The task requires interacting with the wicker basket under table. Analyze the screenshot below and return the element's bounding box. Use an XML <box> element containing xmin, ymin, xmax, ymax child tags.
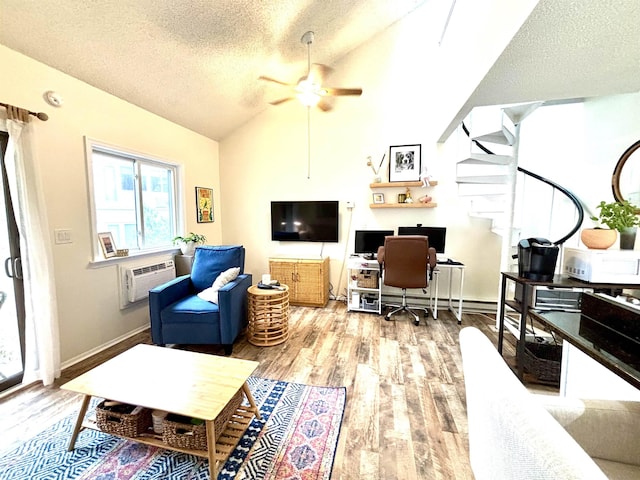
<box><xmin>96</xmin><ymin>401</ymin><xmax>152</xmax><ymax>437</ymax></box>
<box><xmin>162</xmin><ymin>388</ymin><xmax>244</xmax><ymax>450</ymax></box>
<box><xmin>519</xmin><ymin>341</ymin><xmax>562</xmax><ymax>385</ymax></box>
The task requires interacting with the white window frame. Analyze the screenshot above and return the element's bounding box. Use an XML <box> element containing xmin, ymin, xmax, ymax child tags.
<box><xmin>84</xmin><ymin>137</ymin><xmax>183</xmax><ymax>262</ymax></box>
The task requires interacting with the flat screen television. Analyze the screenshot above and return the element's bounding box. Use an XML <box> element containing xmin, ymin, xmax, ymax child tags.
<box><xmin>271</xmin><ymin>201</ymin><xmax>339</xmax><ymax>242</ymax></box>
<box><xmin>354</xmin><ymin>229</ymin><xmax>394</xmax><ymax>257</ymax></box>
<box><xmin>398</xmin><ymin>226</ymin><xmax>447</xmax><ymax>254</ymax></box>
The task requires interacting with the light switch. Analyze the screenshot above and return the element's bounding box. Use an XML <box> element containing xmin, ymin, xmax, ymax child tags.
<box><xmin>54</xmin><ymin>228</ymin><xmax>72</xmax><ymax>244</ymax></box>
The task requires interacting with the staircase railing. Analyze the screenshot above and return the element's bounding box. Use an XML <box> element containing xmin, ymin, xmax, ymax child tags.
<box><xmin>462</xmin><ymin>122</ymin><xmax>584</xmax><ymax>246</ymax></box>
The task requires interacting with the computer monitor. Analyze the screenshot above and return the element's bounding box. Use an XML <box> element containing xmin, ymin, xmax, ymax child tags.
<box><xmin>397</xmin><ymin>226</ymin><xmax>447</xmax><ymax>254</ymax></box>
<box><xmin>354</xmin><ymin>229</ymin><xmax>394</xmax><ymax>257</ymax></box>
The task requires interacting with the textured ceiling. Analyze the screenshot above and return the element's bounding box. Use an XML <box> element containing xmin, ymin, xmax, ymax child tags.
<box><xmin>0</xmin><ymin>0</ymin><xmax>427</xmax><ymax>140</ymax></box>
<box><xmin>441</xmin><ymin>0</ymin><xmax>640</xmax><ymax>140</ymax></box>
<box><xmin>2</xmin><ymin>1</ymin><xmax>639</xmax><ymax>142</ymax></box>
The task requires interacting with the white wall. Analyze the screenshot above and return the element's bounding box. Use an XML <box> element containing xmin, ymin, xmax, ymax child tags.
<box><xmin>219</xmin><ymin>1</ymin><xmax>538</xmax><ymax>304</ymax></box>
<box><xmin>517</xmin><ymin>92</ymin><xmax>640</xmax><ymax>251</ymax></box>
<box><xmin>0</xmin><ymin>45</ymin><xmax>220</xmax><ymax>363</ymax></box>
<box><xmin>6</xmin><ymin>0</ymin><xmax>626</xmax><ymax>365</ymax></box>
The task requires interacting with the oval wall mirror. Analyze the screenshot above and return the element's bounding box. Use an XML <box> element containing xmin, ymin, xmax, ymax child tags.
<box><xmin>612</xmin><ymin>139</ymin><xmax>640</xmax><ymax>214</ymax></box>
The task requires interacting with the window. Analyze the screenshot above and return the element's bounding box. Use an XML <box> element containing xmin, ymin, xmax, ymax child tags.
<box><xmin>86</xmin><ymin>140</ymin><xmax>179</xmax><ymax>257</ymax></box>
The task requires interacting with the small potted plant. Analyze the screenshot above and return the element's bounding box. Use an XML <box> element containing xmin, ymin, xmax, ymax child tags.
<box><xmin>172</xmin><ymin>232</ymin><xmax>207</xmax><ymax>255</ymax></box>
<box><xmin>584</xmin><ymin>200</ymin><xmax>639</xmax><ymax>250</ymax></box>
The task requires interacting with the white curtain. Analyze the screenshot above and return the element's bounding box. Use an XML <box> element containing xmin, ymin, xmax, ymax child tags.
<box><xmin>2</xmin><ymin>113</ymin><xmax>60</xmax><ymax>386</ymax></box>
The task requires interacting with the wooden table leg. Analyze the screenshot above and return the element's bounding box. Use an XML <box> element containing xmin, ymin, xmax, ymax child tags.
<box><xmin>68</xmin><ymin>394</ymin><xmax>91</xmax><ymax>451</ymax></box>
<box><xmin>242</xmin><ymin>383</ymin><xmax>262</xmax><ymax>420</ymax></box>
<box><xmin>206</xmin><ymin>419</ymin><xmax>218</xmax><ymax>478</ymax></box>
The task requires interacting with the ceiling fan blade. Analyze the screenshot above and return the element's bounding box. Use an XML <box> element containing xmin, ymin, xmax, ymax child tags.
<box><xmin>258</xmin><ymin>75</ymin><xmax>293</xmax><ymax>87</ymax></box>
<box><xmin>308</xmin><ymin>63</ymin><xmax>333</xmax><ymax>83</ymax></box>
<box><xmin>322</xmin><ymin>87</ymin><xmax>363</xmax><ymax>97</ymax></box>
<box><xmin>269</xmin><ymin>97</ymin><xmax>294</xmax><ymax>105</ymax></box>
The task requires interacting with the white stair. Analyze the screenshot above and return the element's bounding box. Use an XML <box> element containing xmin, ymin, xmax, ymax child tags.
<box><xmin>469</xmin><ymin>196</ymin><xmax>508</xmax><ymax>216</ymax></box>
<box><xmin>457</xmin><ymin>183</ymin><xmax>511</xmax><ymax>197</ymax></box>
<box><xmin>473</xmin><ymin>128</ymin><xmax>515</xmax><ymax>146</ymax></box>
<box><xmin>503</xmin><ymin>102</ymin><xmax>544</xmax><ymax>126</ymax></box>
<box><xmin>458</xmin><ymin>153</ymin><xmax>513</xmax><ymax>165</ymax></box>
<box><xmin>456</xmin><ymin>102</ymin><xmax>543</xmax><ymax>273</ymax></box>
<box><xmin>456</xmin><ymin>175</ymin><xmax>511</xmax><ymax>184</ymax></box>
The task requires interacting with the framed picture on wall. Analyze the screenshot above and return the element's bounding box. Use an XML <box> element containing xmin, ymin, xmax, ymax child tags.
<box><xmin>98</xmin><ymin>232</ymin><xmax>116</xmax><ymax>258</ymax></box>
<box><xmin>389</xmin><ymin>144</ymin><xmax>421</xmax><ymax>182</ymax></box>
<box><xmin>196</xmin><ymin>187</ymin><xmax>214</xmax><ymax>223</ymax></box>
<box><xmin>372</xmin><ymin>193</ymin><xmax>385</xmax><ymax>204</ymax></box>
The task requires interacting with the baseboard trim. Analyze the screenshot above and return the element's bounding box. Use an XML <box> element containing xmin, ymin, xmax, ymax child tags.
<box><xmin>380</xmin><ymin>294</ymin><xmax>497</xmax><ymax>314</ymax></box>
<box><xmin>60</xmin><ymin>325</ymin><xmax>150</xmax><ymax>370</ymax></box>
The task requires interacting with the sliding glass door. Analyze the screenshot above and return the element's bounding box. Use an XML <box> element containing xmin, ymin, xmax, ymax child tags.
<box><xmin>0</xmin><ymin>131</ymin><xmax>25</xmax><ymax>392</ymax></box>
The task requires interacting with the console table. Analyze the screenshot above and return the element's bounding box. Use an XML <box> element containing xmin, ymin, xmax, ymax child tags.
<box><xmin>497</xmin><ymin>272</ymin><xmax>638</xmax><ymax>381</ymax></box>
<box><xmin>530</xmin><ymin>304</ymin><xmax>640</xmax><ymax>396</ymax></box>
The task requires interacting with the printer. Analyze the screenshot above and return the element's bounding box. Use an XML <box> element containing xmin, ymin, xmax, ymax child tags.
<box><xmin>563</xmin><ymin>247</ymin><xmax>640</xmax><ymax>283</ymax></box>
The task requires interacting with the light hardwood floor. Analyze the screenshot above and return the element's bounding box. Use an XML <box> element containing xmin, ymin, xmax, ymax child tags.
<box><xmin>0</xmin><ymin>301</ymin><xmax>516</xmax><ymax>479</ymax></box>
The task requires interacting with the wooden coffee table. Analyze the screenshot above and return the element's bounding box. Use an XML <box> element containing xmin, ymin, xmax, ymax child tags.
<box><xmin>61</xmin><ymin>344</ymin><xmax>261</xmax><ymax>478</ymax></box>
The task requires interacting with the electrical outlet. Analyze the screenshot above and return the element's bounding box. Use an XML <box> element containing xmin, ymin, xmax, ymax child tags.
<box><xmin>346</xmin><ymin>201</ymin><xmax>355</xmax><ymax>209</ymax></box>
<box><xmin>54</xmin><ymin>228</ymin><xmax>72</xmax><ymax>244</ymax></box>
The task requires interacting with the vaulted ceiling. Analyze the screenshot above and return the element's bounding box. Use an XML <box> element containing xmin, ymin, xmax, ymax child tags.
<box><xmin>1</xmin><ymin>0</ymin><xmax>639</xmax><ymax>142</ymax></box>
<box><xmin>0</xmin><ymin>0</ymin><xmax>431</xmax><ymax>140</ymax></box>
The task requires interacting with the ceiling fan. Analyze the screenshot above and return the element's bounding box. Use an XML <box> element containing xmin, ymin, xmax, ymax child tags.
<box><xmin>259</xmin><ymin>31</ymin><xmax>363</xmax><ymax>111</ymax></box>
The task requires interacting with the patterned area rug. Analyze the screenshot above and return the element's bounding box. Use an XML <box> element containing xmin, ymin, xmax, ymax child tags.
<box><xmin>0</xmin><ymin>377</ymin><xmax>346</xmax><ymax>480</ymax></box>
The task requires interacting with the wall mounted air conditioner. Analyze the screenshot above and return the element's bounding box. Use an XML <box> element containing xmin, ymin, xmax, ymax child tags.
<box><xmin>120</xmin><ymin>260</ymin><xmax>175</xmax><ymax>308</ymax></box>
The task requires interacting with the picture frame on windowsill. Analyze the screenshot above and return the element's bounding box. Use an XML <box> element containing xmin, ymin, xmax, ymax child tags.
<box><xmin>98</xmin><ymin>232</ymin><xmax>117</xmax><ymax>259</ymax></box>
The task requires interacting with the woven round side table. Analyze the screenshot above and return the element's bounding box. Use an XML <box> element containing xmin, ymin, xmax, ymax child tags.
<box><xmin>247</xmin><ymin>284</ymin><xmax>290</xmax><ymax>346</ymax></box>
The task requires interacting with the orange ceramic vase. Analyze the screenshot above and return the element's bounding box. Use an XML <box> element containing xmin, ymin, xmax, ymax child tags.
<box><xmin>580</xmin><ymin>228</ymin><xmax>617</xmax><ymax>249</ymax></box>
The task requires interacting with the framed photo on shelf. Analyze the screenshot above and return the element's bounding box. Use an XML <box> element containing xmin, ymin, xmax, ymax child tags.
<box><xmin>389</xmin><ymin>144</ymin><xmax>421</xmax><ymax>182</ymax></box>
<box><xmin>196</xmin><ymin>186</ymin><xmax>214</xmax><ymax>223</ymax></box>
<box><xmin>97</xmin><ymin>232</ymin><xmax>116</xmax><ymax>258</ymax></box>
<box><xmin>372</xmin><ymin>193</ymin><xmax>385</xmax><ymax>204</ymax></box>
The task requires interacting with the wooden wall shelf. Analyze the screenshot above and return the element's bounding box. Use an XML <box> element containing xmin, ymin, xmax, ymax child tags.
<box><xmin>369</xmin><ymin>180</ymin><xmax>438</xmax><ymax>188</ymax></box>
<box><xmin>369</xmin><ymin>202</ymin><xmax>438</xmax><ymax>209</ymax></box>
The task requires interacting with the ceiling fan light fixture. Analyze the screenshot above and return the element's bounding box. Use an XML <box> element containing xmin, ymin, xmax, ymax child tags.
<box><xmin>259</xmin><ymin>30</ymin><xmax>361</xmax><ymax>111</ymax></box>
<box><xmin>296</xmin><ymin>90</ymin><xmax>321</xmax><ymax>107</ymax></box>
<box><xmin>295</xmin><ymin>78</ymin><xmax>321</xmax><ymax>106</ymax></box>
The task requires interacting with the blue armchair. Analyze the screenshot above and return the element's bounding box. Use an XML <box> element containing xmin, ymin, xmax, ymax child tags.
<box><xmin>149</xmin><ymin>245</ymin><xmax>252</xmax><ymax>355</ymax></box>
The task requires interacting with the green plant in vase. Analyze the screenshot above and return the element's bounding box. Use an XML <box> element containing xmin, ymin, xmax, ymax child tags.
<box><xmin>172</xmin><ymin>232</ymin><xmax>207</xmax><ymax>255</ymax></box>
<box><xmin>589</xmin><ymin>200</ymin><xmax>639</xmax><ymax>250</ymax></box>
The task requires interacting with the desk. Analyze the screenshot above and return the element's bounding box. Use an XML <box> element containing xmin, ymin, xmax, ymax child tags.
<box><xmin>497</xmin><ymin>272</ymin><xmax>638</xmax><ymax>381</ymax></box>
<box><xmin>429</xmin><ymin>262</ymin><xmax>465</xmax><ymax>324</ymax></box>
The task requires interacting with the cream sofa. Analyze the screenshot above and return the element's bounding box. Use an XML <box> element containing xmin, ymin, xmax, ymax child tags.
<box><xmin>459</xmin><ymin>327</ymin><xmax>640</xmax><ymax>480</ymax></box>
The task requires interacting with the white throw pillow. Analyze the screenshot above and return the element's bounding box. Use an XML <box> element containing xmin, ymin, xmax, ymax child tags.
<box><xmin>197</xmin><ymin>267</ymin><xmax>240</xmax><ymax>304</ymax></box>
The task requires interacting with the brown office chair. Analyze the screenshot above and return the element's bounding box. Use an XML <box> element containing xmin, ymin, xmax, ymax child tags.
<box><xmin>377</xmin><ymin>235</ymin><xmax>437</xmax><ymax>325</ymax></box>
